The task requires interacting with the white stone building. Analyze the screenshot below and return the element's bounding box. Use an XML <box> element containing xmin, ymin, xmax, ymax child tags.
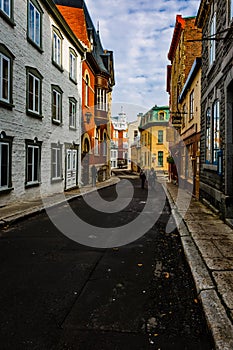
<box><xmin>0</xmin><ymin>0</ymin><xmax>86</xmax><ymax>206</ymax></box>
<box><xmin>127</xmin><ymin>113</ymin><xmax>142</xmax><ymax>169</ymax></box>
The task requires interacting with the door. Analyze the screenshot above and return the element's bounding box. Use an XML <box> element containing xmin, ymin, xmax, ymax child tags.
<box><xmin>66</xmin><ymin>149</ymin><xmax>77</xmax><ymax>190</ymax></box>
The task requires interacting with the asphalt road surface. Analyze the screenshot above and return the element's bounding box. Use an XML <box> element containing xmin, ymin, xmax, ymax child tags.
<box><xmin>0</xmin><ymin>176</ymin><xmax>214</xmax><ymax>349</ymax></box>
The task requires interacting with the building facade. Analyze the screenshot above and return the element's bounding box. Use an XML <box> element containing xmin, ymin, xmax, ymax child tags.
<box><xmin>196</xmin><ymin>0</ymin><xmax>233</xmax><ymax>219</ymax></box>
<box><xmin>55</xmin><ymin>0</ymin><xmax>115</xmax><ymax>185</ymax></box>
<box><xmin>0</xmin><ymin>0</ymin><xmax>86</xmax><ymax>206</ymax></box>
<box><xmin>178</xmin><ymin>58</ymin><xmax>202</xmax><ymax>198</ymax></box>
<box><xmin>167</xmin><ymin>14</ymin><xmax>202</xmax><ymax>191</ymax></box>
<box><xmin>139</xmin><ymin>106</ymin><xmax>170</xmax><ymax>173</ymax></box>
<box><xmin>110</xmin><ymin>112</ymin><xmax>128</xmax><ymax>169</ymax></box>
<box><xmin>127</xmin><ymin>113</ymin><xmax>142</xmax><ymax>170</ymax></box>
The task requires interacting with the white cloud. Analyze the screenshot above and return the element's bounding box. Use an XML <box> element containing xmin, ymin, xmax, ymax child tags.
<box><xmin>86</xmin><ymin>0</ymin><xmax>200</xmax><ymax>120</ymax></box>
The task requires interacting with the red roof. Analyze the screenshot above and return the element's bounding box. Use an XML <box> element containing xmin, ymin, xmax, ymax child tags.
<box><xmin>56</xmin><ymin>5</ymin><xmax>90</xmax><ymax>48</ymax></box>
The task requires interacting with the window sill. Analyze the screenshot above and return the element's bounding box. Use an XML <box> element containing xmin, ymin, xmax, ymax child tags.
<box><xmin>0</xmin><ymin>186</ymin><xmax>14</xmax><ymax>195</ymax></box>
<box><xmin>52</xmin><ymin>119</ymin><xmax>62</xmax><ymax>126</ymax></box>
<box><xmin>0</xmin><ymin>11</ymin><xmax>15</xmax><ymax>27</ymax></box>
<box><xmin>26</xmin><ymin>110</ymin><xmax>43</xmax><ymax>119</ymax></box>
<box><xmin>51</xmin><ymin>178</ymin><xmax>63</xmax><ymax>183</ymax></box>
<box><xmin>25</xmin><ymin>182</ymin><xmax>40</xmax><ymax>189</ymax></box>
<box><xmin>0</xmin><ymin>100</ymin><xmax>14</xmax><ymax>110</ymax></box>
<box><xmin>52</xmin><ymin>61</ymin><xmax>64</xmax><ymax>73</ymax></box>
<box><xmin>69</xmin><ymin>77</ymin><xmax>77</xmax><ymax>85</ymax></box>
<box><xmin>69</xmin><ymin>126</ymin><xmax>77</xmax><ymax>131</ymax></box>
<box><xmin>27</xmin><ymin>37</ymin><xmax>43</xmax><ymax>54</ymax></box>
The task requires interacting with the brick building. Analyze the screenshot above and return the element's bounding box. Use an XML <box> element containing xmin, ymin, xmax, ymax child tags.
<box><xmin>167</xmin><ymin>15</ymin><xmax>202</xmax><ymax>192</ymax></box>
<box><xmin>196</xmin><ymin>0</ymin><xmax>233</xmax><ymax>220</ymax></box>
<box><xmin>55</xmin><ymin>0</ymin><xmax>115</xmax><ymax>184</ymax></box>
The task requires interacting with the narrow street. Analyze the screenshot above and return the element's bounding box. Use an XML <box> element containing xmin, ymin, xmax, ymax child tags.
<box><xmin>0</xmin><ymin>175</ymin><xmax>214</xmax><ymax>350</ymax></box>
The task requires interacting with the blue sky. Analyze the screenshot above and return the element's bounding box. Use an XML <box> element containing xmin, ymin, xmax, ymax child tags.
<box><xmin>86</xmin><ymin>0</ymin><xmax>200</xmax><ymax>120</ymax></box>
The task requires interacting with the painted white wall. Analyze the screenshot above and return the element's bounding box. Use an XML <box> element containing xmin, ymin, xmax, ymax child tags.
<box><xmin>0</xmin><ymin>0</ymin><xmax>84</xmax><ymax>205</ymax></box>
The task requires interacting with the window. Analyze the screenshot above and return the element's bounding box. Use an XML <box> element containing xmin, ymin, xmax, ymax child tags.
<box><xmin>52</xmin><ymin>85</ymin><xmax>63</xmax><ymax>124</ymax></box>
<box><xmin>52</xmin><ymin>27</ymin><xmax>62</xmax><ymax>69</ymax></box>
<box><xmin>0</xmin><ymin>132</ymin><xmax>13</xmax><ymax>191</ymax></box>
<box><xmin>97</xmin><ymin>88</ymin><xmax>107</xmax><ymax>111</ymax></box>
<box><xmin>158</xmin><ymin>130</ymin><xmax>163</xmax><ymax>144</ymax></box>
<box><xmin>94</xmin><ymin>129</ymin><xmax>99</xmax><ymax>155</ymax></box>
<box><xmin>159</xmin><ymin>112</ymin><xmax>164</xmax><ymax>120</ymax></box>
<box><xmin>230</xmin><ymin>0</ymin><xmax>233</xmax><ymax>21</ymax></box>
<box><xmin>85</xmin><ymin>74</ymin><xmax>89</xmax><ymax>106</ymax></box>
<box><xmin>189</xmin><ymin>90</ymin><xmax>194</xmax><ymax>120</ymax></box>
<box><xmin>209</xmin><ymin>12</ymin><xmax>216</xmax><ymax>65</ymax></box>
<box><xmin>69</xmin><ymin>48</ymin><xmax>77</xmax><ymax>82</ymax></box>
<box><xmin>134</xmin><ymin>130</ymin><xmax>138</xmax><ymax>139</ymax></box>
<box><xmin>206</xmin><ymin>108</ymin><xmax>211</xmax><ymax>163</ymax></box>
<box><xmin>102</xmin><ymin>132</ymin><xmax>107</xmax><ymax>156</ymax></box>
<box><xmin>158</xmin><ymin>151</ymin><xmax>163</xmax><ymax>167</ymax></box>
<box><xmin>205</xmin><ymin>101</ymin><xmax>220</xmax><ymax>164</ymax></box>
<box><xmin>0</xmin><ymin>0</ymin><xmax>11</xmax><ymax>19</ymax></box>
<box><xmin>28</xmin><ymin>0</ymin><xmax>42</xmax><ymax>49</ymax></box>
<box><xmin>25</xmin><ymin>138</ymin><xmax>42</xmax><ymax>186</ymax></box>
<box><xmin>51</xmin><ymin>143</ymin><xmax>62</xmax><ymax>180</ymax></box>
<box><xmin>0</xmin><ymin>44</ymin><xmax>14</xmax><ymax>107</ymax></box>
<box><xmin>26</xmin><ymin>67</ymin><xmax>43</xmax><ymax>117</ymax></box>
<box><xmin>69</xmin><ymin>97</ymin><xmax>76</xmax><ymax>129</ymax></box>
<box><xmin>213</xmin><ymin>100</ymin><xmax>220</xmax><ymax>164</ymax></box>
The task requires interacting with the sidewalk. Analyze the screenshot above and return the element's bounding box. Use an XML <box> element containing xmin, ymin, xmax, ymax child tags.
<box><xmin>0</xmin><ymin>177</ymin><xmax>120</xmax><ymax>229</ymax></box>
<box><xmin>163</xmin><ymin>180</ymin><xmax>233</xmax><ymax>350</ymax></box>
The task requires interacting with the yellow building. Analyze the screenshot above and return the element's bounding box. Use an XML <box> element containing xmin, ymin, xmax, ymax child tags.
<box><xmin>178</xmin><ymin>57</ymin><xmax>201</xmax><ymax>198</ymax></box>
<box><xmin>139</xmin><ymin>106</ymin><xmax>170</xmax><ymax>173</ymax></box>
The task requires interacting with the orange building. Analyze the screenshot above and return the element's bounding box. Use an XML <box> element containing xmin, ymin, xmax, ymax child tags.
<box><xmin>56</xmin><ymin>0</ymin><xmax>115</xmax><ymax>184</ymax></box>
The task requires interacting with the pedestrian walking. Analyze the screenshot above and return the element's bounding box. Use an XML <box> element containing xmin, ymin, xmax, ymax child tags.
<box><xmin>140</xmin><ymin>168</ymin><xmax>146</xmax><ymax>189</ymax></box>
<box><xmin>91</xmin><ymin>165</ymin><xmax>97</xmax><ymax>187</ymax></box>
<box><xmin>148</xmin><ymin>167</ymin><xmax>156</xmax><ymax>189</ymax></box>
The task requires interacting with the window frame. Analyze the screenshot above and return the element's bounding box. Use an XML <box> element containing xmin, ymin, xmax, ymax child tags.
<box><xmin>158</xmin><ymin>112</ymin><xmax>164</xmax><ymax>121</ymax></box>
<box><xmin>158</xmin><ymin>151</ymin><xmax>164</xmax><ymax>167</ymax></box>
<box><xmin>52</xmin><ymin>26</ymin><xmax>63</xmax><ymax>71</ymax></box>
<box><xmin>27</xmin><ymin>0</ymin><xmax>43</xmax><ymax>51</ymax></box>
<box><xmin>205</xmin><ymin>108</ymin><xmax>211</xmax><ymax>164</ymax></box>
<box><xmin>69</xmin><ymin>97</ymin><xmax>77</xmax><ymax>129</ymax></box>
<box><xmin>69</xmin><ymin>48</ymin><xmax>77</xmax><ymax>83</ymax></box>
<box><xmin>25</xmin><ymin>138</ymin><xmax>42</xmax><ymax>188</ymax></box>
<box><xmin>0</xmin><ymin>0</ymin><xmax>14</xmax><ymax>25</ymax></box>
<box><xmin>0</xmin><ymin>132</ymin><xmax>13</xmax><ymax>193</ymax></box>
<box><xmin>229</xmin><ymin>0</ymin><xmax>233</xmax><ymax>22</ymax></box>
<box><xmin>158</xmin><ymin>130</ymin><xmax>163</xmax><ymax>144</ymax></box>
<box><xmin>0</xmin><ymin>44</ymin><xmax>14</xmax><ymax>109</ymax></box>
<box><xmin>94</xmin><ymin>128</ymin><xmax>99</xmax><ymax>155</ymax></box>
<box><xmin>26</xmin><ymin>66</ymin><xmax>43</xmax><ymax>118</ymax></box>
<box><xmin>51</xmin><ymin>85</ymin><xmax>63</xmax><ymax>125</ymax></box>
<box><xmin>189</xmin><ymin>89</ymin><xmax>194</xmax><ymax>121</ymax></box>
<box><xmin>209</xmin><ymin>12</ymin><xmax>216</xmax><ymax>66</ymax></box>
<box><xmin>51</xmin><ymin>143</ymin><xmax>62</xmax><ymax>181</ymax></box>
<box><xmin>85</xmin><ymin>74</ymin><xmax>89</xmax><ymax>107</ymax></box>
<box><xmin>213</xmin><ymin>100</ymin><xmax>220</xmax><ymax>165</ymax></box>
<box><xmin>97</xmin><ymin>88</ymin><xmax>107</xmax><ymax>111</ymax></box>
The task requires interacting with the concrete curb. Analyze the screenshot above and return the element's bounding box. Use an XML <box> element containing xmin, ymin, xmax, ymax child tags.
<box><xmin>163</xmin><ymin>183</ymin><xmax>233</xmax><ymax>350</ymax></box>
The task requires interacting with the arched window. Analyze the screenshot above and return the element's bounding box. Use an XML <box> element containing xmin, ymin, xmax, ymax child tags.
<box><xmin>85</xmin><ymin>74</ymin><xmax>89</xmax><ymax>106</ymax></box>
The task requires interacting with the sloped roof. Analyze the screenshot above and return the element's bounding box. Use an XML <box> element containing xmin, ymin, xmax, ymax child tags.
<box><xmin>54</xmin><ymin>0</ymin><xmax>110</xmax><ymax>76</ymax></box>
